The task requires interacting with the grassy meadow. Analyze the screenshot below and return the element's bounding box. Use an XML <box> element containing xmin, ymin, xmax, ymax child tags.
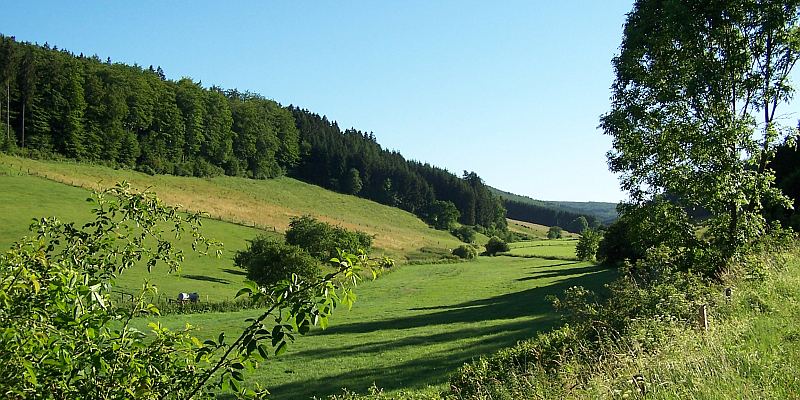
<box><xmin>0</xmin><ymin>172</ymin><xmax>270</xmax><ymax>300</ymax></box>
<box><xmin>134</xmin><ymin>254</ymin><xmax>615</xmax><ymax>400</ymax></box>
<box><xmin>0</xmin><ymin>154</ymin><xmax>470</xmax><ymax>300</ymax></box>
<box><xmin>506</xmin><ymin>218</ymin><xmax>578</xmax><ymax>239</ymax></box>
<box><xmin>507</xmin><ymin>239</ymin><xmax>580</xmax><ymax>259</ymax></box>
<box><xmin>506</xmin><ymin>218</ymin><xmax>550</xmax><ymax>239</ymax></box>
<box><xmin>1</xmin><ymin>154</ymin><xmax>623</xmax><ymax>399</ymax></box>
<box><xmin>0</xmin><ymin>154</ymin><xmax>463</xmax><ymax>260</ymax></box>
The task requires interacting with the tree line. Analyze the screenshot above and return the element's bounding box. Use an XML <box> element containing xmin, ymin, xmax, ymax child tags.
<box><xmin>503</xmin><ymin>198</ymin><xmax>599</xmax><ymax>233</ymax></box>
<box><xmin>0</xmin><ymin>35</ymin><xmax>506</xmax><ymax>231</ymax></box>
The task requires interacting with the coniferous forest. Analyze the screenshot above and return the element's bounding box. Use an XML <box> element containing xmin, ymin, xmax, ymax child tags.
<box><xmin>0</xmin><ymin>35</ymin><xmax>506</xmax><ymax>231</ymax></box>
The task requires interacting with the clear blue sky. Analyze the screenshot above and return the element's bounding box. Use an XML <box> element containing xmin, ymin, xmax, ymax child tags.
<box><xmin>1</xmin><ymin>0</ymin><xmax>635</xmax><ymax>202</ymax></box>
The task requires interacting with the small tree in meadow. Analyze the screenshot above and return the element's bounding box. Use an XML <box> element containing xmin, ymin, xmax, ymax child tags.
<box><xmin>576</xmin><ymin>227</ymin><xmax>602</xmax><ymax>261</ymax></box>
<box><xmin>451</xmin><ymin>225</ymin><xmax>477</xmax><ymax>243</ymax></box>
<box><xmin>425</xmin><ymin>200</ymin><xmax>461</xmax><ymax>230</ymax></box>
<box><xmin>484</xmin><ymin>236</ymin><xmax>510</xmax><ymax>256</ymax></box>
<box><xmin>285</xmin><ymin>215</ymin><xmax>372</xmax><ymax>262</ymax></box>
<box><xmin>234</xmin><ymin>235</ymin><xmax>320</xmax><ymax>288</ymax></box>
<box><xmin>547</xmin><ymin>226</ymin><xmax>563</xmax><ymax>240</ymax></box>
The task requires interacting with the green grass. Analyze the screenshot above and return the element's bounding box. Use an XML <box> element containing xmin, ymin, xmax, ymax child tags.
<box><xmin>0</xmin><ymin>154</ymin><xmax>468</xmax><ymax>300</ymax></box>
<box><xmin>0</xmin><ymin>173</ymin><xmax>271</xmax><ymax>300</ymax></box>
<box><xmin>507</xmin><ymin>239</ymin><xmax>579</xmax><ymax>259</ymax></box>
<box><xmin>135</xmin><ymin>256</ymin><xmax>615</xmax><ymax>400</ymax></box>
<box><xmin>0</xmin><ymin>154</ymin><xmax>623</xmax><ymax>399</ymax></box>
<box><xmin>506</xmin><ymin>218</ymin><xmax>550</xmax><ymax>239</ymax></box>
<box><xmin>569</xmin><ymin>250</ymin><xmax>800</xmax><ymax>399</ymax></box>
<box><xmin>0</xmin><ymin>154</ymin><xmax>463</xmax><ymax>259</ymax></box>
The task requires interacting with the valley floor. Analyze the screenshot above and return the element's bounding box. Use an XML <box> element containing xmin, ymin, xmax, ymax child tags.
<box><xmin>136</xmin><ymin>255</ymin><xmax>613</xmax><ymax>400</ymax></box>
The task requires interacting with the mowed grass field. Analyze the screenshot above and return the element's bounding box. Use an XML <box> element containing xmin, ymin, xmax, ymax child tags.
<box><xmin>506</xmin><ymin>218</ymin><xmax>579</xmax><ymax>239</ymax></box>
<box><xmin>506</xmin><ymin>218</ymin><xmax>550</xmax><ymax>239</ymax></box>
<box><xmin>0</xmin><ymin>154</ymin><xmax>462</xmax><ymax>259</ymax></box>
<box><xmin>507</xmin><ymin>239</ymin><xmax>580</xmax><ymax>259</ymax></box>
<box><xmin>134</xmin><ymin>254</ymin><xmax>615</xmax><ymax>400</ymax></box>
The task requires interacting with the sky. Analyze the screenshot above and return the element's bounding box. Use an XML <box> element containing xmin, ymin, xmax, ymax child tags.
<box><xmin>0</xmin><ymin>0</ymin><xmax>636</xmax><ymax>202</ymax></box>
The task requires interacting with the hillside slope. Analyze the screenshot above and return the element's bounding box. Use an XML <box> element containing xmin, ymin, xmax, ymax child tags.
<box><xmin>0</xmin><ymin>154</ymin><xmax>463</xmax><ymax>272</ymax></box>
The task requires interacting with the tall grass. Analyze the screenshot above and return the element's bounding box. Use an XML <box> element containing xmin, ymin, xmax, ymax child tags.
<box><xmin>444</xmin><ymin>243</ymin><xmax>800</xmax><ymax>400</ymax></box>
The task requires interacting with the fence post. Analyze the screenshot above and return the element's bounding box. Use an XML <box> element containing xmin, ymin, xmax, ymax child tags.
<box><xmin>698</xmin><ymin>304</ymin><xmax>708</xmax><ymax>331</ymax></box>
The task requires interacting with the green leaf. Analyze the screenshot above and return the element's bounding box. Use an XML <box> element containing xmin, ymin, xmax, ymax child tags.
<box><xmin>23</xmin><ymin>360</ymin><xmax>37</xmax><ymax>385</ymax></box>
<box><xmin>243</xmin><ymin>280</ymin><xmax>258</xmax><ymax>291</ymax></box>
<box><xmin>258</xmin><ymin>344</ymin><xmax>270</xmax><ymax>360</ymax></box>
<box><xmin>274</xmin><ymin>341</ymin><xmax>288</xmax><ymax>356</ymax></box>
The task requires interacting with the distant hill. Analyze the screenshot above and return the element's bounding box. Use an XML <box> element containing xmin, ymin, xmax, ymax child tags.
<box><xmin>489</xmin><ymin>187</ymin><xmax>619</xmax><ymax>226</ymax></box>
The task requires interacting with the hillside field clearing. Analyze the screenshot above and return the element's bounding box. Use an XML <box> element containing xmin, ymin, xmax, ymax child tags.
<box><xmin>507</xmin><ymin>239</ymin><xmax>580</xmax><ymax>259</ymax></box>
<box><xmin>0</xmin><ymin>154</ymin><xmax>463</xmax><ymax>260</ymax></box>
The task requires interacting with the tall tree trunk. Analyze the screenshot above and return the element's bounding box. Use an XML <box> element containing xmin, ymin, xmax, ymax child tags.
<box><xmin>748</xmin><ymin>30</ymin><xmax>775</xmax><ymax>214</ymax></box>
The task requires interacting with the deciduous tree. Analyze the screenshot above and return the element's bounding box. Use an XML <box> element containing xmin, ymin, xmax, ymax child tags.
<box><xmin>601</xmin><ymin>0</ymin><xmax>800</xmax><ymax>253</ymax></box>
<box><xmin>575</xmin><ymin>227</ymin><xmax>602</xmax><ymax>261</ymax></box>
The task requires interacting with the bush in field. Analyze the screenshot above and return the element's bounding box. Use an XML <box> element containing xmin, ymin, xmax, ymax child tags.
<box><xmin>285</xmin><ymin>215</ymin><xmax>373</xmax><ymax>262</ymax></box>
<box><xmin>484</xmin><ymin>236</ymin><xmax>510</xmax><ymax>256</ymax></box>
<box><xmin>547</xmin><ymin>226</ymin><xmax>563</xmax><ymax>239</ymax></box>
<box><xmin>234</xmin><ymin>235</ymin><xmax>320</xmax><ymax>288</ymax></box>
<box><xmin>452</xmin><ymin>244</ymin><xmax>478</xmax><ymax>259</ymax></box>
<box><xmin>575</xmin><ymin>227</ymin><xmax>602</xmax><ymax>261</ymax></box>
<box><xmin>596</xmin><ymin>200</ymin><xmax>704</xmax><ymax>274</ymax></box>
<box><xmin>451</xmin><ymin>225</ymin><xmax>477</xmax><ymax>243</ymax></box>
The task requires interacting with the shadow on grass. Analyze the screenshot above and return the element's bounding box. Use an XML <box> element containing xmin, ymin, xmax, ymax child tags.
<box><xmin>528</xmin><ymin>261</ymin><xmax>581</xmax><ymax>269</ymax></box>
<box><xmin>265</xmin><ymin>319</ymin><xmax>549</xmax><ymax>400</ymax></box>
<box><xmin>516</xmin><ymin>264</ymin><xmax>603</xmax><ymax>282</ymax></box>
<box><xmin>222</xmin><ymin>268</ymin><xmax>247</xmax><ymax>276</ymax></box>
<box><xmin>181</xmin><ymin>274</ymin><xmax>230</xmax><ymax>284</ymax></box>
<box><xmin>261</xmin><ymin>264</ymin><xmax>617</xmax><ymax>400</ymax></box>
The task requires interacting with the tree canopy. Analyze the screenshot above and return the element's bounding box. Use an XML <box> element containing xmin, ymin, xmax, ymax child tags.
<box><xmin>600</xmin><ymin>0</ymin><xmax>800</xmax><ymax>253</ymax></box>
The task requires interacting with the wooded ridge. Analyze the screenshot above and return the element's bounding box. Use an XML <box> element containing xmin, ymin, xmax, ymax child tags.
<box><xmin>0</xmin><ymin>35</ymin><xmax>507</xmax><ymax>230</ymax></box>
